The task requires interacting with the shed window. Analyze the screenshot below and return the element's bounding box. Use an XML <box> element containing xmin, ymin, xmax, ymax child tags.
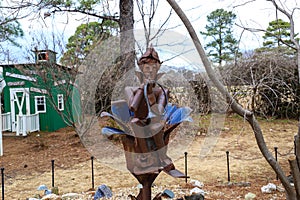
<box><xmin>37</xmin><ymin>52</ymin><xmax>48</xmax><ymax>61</ymax></box>
<box><xmin>57</xmin><ymin>94</ymin><xmax>64</xmax><ymax>111</ymax></box>
<box><xmin>35</xmin><ymin>96</ymin><xmax>46</xmax><ymax>113</ymax></box>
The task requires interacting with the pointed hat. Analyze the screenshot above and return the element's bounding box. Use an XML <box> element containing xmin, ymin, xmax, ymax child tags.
<box><xmin>137</xmin><ymin>44</ymin><xmax>162</xmax><ymax>66</ymax></box>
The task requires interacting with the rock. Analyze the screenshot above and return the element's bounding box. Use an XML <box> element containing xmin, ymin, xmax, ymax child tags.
<box><xmin>45</xmin><ymin>189</ymin><xmax>52</xmax><ymax>195</ymax></box>
<box><xmin>261</xmin><ymin>183</ymin><xmax>276</xmax><ymax>193</ymax></box>
<box><xmin>94</xmin><ymin>184</ymin><xmax>113</xmax><ymax>199</ymax></box>
<box><xmin>190</xmin><ymin>179</ymin><xmax>204</xmax><ymax>188</ymax></box>
<box><xmin>37</xmin><ymin>184</ymin><xmax>52</xmax><ymax>196</ymax></box>
<box><xmin>37</xmin><ymin>185</ymin><xmax>48</xmax><ymax>191</ymax></box>
<box><xmin>161</xmin><ymin>189</ymin><xmax>174</xmax><ymax>198</ymax></box>
<box><xmin>153</xmin><ymin>189</ymin><xmax>175</xmax><ymax>199</ymax></box>
<box><xmin>245</xmin><ymin>192</ymin><xmax>256</xmax><ymax>199</ymax></box>
<box><xmin>61</xmin><ymin>193</ymin><xmax>83</xmax><ymax>199</ymax></box>
<box><xmin>184</xmin><ymin>194</ymin><xmax>204</xmax><ymax>200</ymax></box>
<box><xmin>190</xmin><ymin>187</ymin><xmax>205</xmax><ymax>196</ymax></box>
<box><xmin>41</xmin><ymin>193</ymin><xmax>62</xmax><ymax>200</ymax></box>
<box><xmin>51</xmin><ymin>187</ymin><xmax>59</xmax><ymax>195</ymax></box>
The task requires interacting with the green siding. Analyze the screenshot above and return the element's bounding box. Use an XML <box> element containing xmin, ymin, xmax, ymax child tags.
<box><xmin>1</xmin><ymin>62</ymin><xmax>77</xmax><ymax>132</ymax></box>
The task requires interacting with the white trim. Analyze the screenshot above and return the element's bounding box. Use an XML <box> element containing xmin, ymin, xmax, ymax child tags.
<box><xmin>7</xmin><ymin>81</ymin><xmax>25</xmax><ymax>86</ymax></box>
<box><xmin>57</xmin><ymin>94</ymin><xmax>64</xmax><ymax>111</ymax></box>
<box><xmin>30</xmin><ymin>87</ymin><xmax>48</xmax><ymax>94</ymax></box>
<box><xmin>6</xmin><ymin>72</ymin><xmax>36</xmax><ymax>82</ymax></box>
<box><xmin>35</xmin><ymin>96</ymin><xmax>46</xmax><ymax>113</ymax></box>
<box><xmin>9</xmin><ymin>88</ymin><xmax>30</xmax><ymax>132</ymax></box>
<box><xmin>13</xmin><ymin>92</ymin><xmax>25</xmax><ymax>114</ymax></box>
<box><xmin>54</xmin><ymin>80</ymin><xmax>78</xmax><ymax>87</ymax></box>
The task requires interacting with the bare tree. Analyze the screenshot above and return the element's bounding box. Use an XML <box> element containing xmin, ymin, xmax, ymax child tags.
<box><xmin>135</xmin><ymin>0</ymin><xmax>173</xmax><ymax>48</ymax></box>
<box><xmin>266</xmin><ymin>0</ymin><xmax>300</xmax><ymax>83</ymax></box>
<box><xmin>166</xmin><ymin>0</ymin><xmax>300</xmax><ymax>199</ymax></box>
<box><xmin>221</xmin><ymin>50</ymin><xmax>299</xmax><ymax>118</ymax></box>
<box><xmin>235</xmin><ymin>0</ymin><xmax>300</xmax><ymax>82</ymax></box>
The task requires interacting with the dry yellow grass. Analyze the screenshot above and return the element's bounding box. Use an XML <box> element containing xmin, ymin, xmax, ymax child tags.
<box><xmin>1</xmin><ymin>114</ymin><xmax>298</xmax><ymax>199</ymax></box>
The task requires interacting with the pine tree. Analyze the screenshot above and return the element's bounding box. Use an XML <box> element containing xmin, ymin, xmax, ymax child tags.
<box><xmin>60</xmin><ymin>20</ymin><xmax>118</xmax><ymax>67</ymax></box>
<box><xmin>263</xmin><ymin>19</ymin><xmax>295</xmax><ymax>48</ymax></box>
<box><xmin>200</xmin><ymin>9</ymin><xmax>240</xmax><ymax>66</ymax></box>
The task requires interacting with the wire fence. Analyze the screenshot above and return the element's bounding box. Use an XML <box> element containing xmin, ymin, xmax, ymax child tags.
<box><xmin>0</xmin><ymin>146</ymin><xmax>296</xmax><ymax>199</ymax></box>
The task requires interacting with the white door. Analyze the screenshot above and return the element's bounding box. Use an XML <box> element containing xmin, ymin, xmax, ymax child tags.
<box><xmin>10</xmin><ymin>88</ymin><xmax>30</xmax><ymax>132</ymax></box>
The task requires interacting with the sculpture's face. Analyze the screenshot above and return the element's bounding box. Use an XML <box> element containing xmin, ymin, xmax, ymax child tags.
<box><xmin>141</xmin><ymin>61</ymin><xmax>160</xmax><ymax>82</ymax></box>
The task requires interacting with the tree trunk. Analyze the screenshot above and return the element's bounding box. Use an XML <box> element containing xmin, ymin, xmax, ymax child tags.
<box><xmin>289</xmin><ymin>156</ymin><xmax>300</xmax><ymax>199</ymax></box>
<box><xmin>295</xmin><ymin>129</ymin><xmax>300</xmax><ymax>168</ymax></box>
<box><xmin>165</xmin><ymin>0</ymin><xmax>297</xmax><ymax>199</ymax></box>
<box><xmin>119</xmin><ymin>0</ymin><xmax>135</xmax><ymax>71</ymax></box>
<box><xmin>297</xmin><ymin>53</ymin><xmax>300</xmax><ymax>84</ymax></box>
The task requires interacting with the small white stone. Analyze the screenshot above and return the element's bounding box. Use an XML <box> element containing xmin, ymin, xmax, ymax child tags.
<box><xmin>261</xmin><ymin>183</ymin><xmax>276</xmax><ymax>193</ymax></box>
<box><xmin>190</xmin><ymin>187</ymin><xmax>205</xmax><ymax>196</ymax></box>
<box><xmin>190</xmin><ymin>179</ymin><xmax>204</xmax><ymax>188</ymax></box>
<box><xmin>245</xmin><ymin>192</ymin><xmax>256</xmax><ymax>200</ymax></box>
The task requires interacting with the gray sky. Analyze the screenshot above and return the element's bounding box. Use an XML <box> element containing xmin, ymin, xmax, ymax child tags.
<box><xmin>2</xmin><ymin>0</ymin><xmax>300</xmax><ymax>63</ymax></box>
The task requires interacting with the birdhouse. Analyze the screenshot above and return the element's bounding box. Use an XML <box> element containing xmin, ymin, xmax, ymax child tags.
<box><xmin>34</xmin><ymin>49</ymin><xmax>57</xmax><ymax>64</ymax></box>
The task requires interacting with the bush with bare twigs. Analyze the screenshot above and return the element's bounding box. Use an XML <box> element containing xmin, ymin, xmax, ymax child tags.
<box><xmin>221</xmin><ymin>49</ymin><xmax>300</xmax><ymax>119</ymax></box>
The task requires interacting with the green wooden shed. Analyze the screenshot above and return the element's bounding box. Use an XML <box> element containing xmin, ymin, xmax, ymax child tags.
<box><xmin>0</xmin><ymin>50</ymin><xmax>77</xmax><ymax>136</ymax></box>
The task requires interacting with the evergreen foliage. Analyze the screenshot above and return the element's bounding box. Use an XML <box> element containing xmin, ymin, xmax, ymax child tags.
<box><xmin>263</xmin><ymin>19</ymin><xmax>298</xmax><ymax>48</ymax></box>
<box><xmin>200</xmin><ymin>8</ymin><xmax>240</xmax><ymax>66</ymax></box>
<box><xmin>60</xmin><ymin>20</ymin><xmax>118</xmax><ymax>66</ymax></box>
<box><xmin>0</xmin><ymin>18</ymin><xmax>24</xmax><ymax>46</ymax></box>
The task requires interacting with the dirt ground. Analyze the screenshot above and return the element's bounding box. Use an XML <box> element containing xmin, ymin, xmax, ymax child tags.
<box><xmin>0</xmin><ymin>114</ymin><xmax>298</xmax><ymax>199</ymax></box>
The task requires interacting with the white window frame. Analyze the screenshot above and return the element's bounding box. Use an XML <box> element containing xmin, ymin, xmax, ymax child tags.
<box><xmin>57</xmin><ymin>94</ymin><xmax>64</xmax><ymax>111</ymax></box>
<box><xmin>35</xmin><ymin>96</ymin><xmax>46</xmax><ymax>113</ymax></box>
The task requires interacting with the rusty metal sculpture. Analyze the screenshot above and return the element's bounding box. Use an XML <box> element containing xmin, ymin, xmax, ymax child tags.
<box><xmin>101</xmin><ymin>45</ymin><xmax>192</xmax><ymax>199</ymax></box>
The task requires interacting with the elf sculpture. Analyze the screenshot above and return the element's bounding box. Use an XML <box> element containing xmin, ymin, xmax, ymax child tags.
<box><xmin>101</xmin><ymin>45</ymin><xmax>192</xmax><ymax>199</ymax></box>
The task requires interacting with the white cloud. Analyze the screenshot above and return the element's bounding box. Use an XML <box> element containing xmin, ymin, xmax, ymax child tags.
<box><xmin>3</xmin><ymin>0</ymin><xmax>300</xmax><ymax>63</ymax></box>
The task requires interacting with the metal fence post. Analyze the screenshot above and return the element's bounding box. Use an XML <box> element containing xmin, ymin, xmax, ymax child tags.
<box><xmin>1</xmin><ymin>168</ymin><xmax>4</xmax><ymax>200</ymax></box>
<box><xmin>91</xmin><ymin>156</ymin><xmax>94</xmax><ymax>189</ymax></box>
<box><xmin>184</xmin><ymin>152</ymin><xmax>188</xmax><ymax>183</ymax></box>
<box><xmin>274</xmin><ymin>147</ymin><xmax>278</xmax><ymax>180</ymax></box>
<box><xmin>51</xmin><ymin>160</ymin><xmax>55</xmax><ymax>187</ymax></box>
<box><xmin>226</xmin><ymin>151</ymin><xmax>230</xmax><ymax>182</ymax></box>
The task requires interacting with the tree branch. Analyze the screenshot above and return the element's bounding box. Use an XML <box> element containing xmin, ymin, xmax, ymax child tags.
<box><xmin>166</xmin><ymin>0</ymin><xmax>296</xmax><ymax>198</ymax></box>
<box><xmin>289</xmin><ymin>156</ymin><xmax>300</xmax><ymax>199</ymax></box>
<box><xmin>50</xmin><ymin>8</ymin><xmax>119</xmax><ymax>23</ymax></box>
